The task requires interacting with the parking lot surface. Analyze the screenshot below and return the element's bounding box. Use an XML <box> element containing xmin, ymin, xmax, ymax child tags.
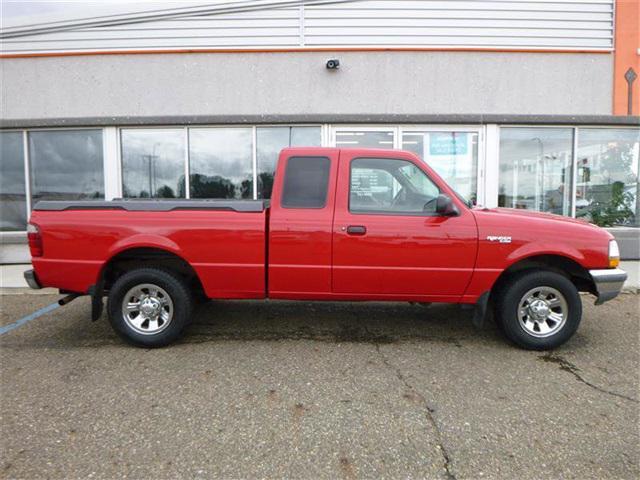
<box><xmin>1</xmin><ymin>293</ymin><xmax>638</xmax><ymax>479</ymax></box>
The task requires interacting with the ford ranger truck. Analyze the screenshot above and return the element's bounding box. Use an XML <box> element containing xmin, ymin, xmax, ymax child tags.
<box><xmin>24</xmin><ymin>147</ymin><xmax>627</xmax><ymax>349</ymax></box>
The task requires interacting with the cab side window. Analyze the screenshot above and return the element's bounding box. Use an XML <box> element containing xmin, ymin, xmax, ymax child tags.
<box><xmin>281</xmin><ymin>156</ymin><xmax>330</xmax><ymax>208</ymax></box>
<box><xmin>350</xmin><ymin>158</ymin><xmax>440</xmax><ymax>214</ymax></box>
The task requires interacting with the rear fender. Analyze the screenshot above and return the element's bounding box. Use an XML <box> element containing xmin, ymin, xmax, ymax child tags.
<box><xmin>89</xmin><ymin>235</ymin><xmax>187</xmax><ymax>321</ymax></box>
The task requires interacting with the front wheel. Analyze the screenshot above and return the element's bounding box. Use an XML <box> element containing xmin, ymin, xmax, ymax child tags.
<box><xmin>107</xmin><ymin>268</ymin><xmax>194</xmax><ymax>347</ymax></box>
<box><xmin>495</xmin><ymin>270</ymin><xmax>582</xmax><ymax>350</ymax></box>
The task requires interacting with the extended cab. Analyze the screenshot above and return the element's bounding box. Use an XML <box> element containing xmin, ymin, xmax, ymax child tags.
<box><xmin>24</xmin><ymin>147</ymin><xmax>627</xmax><ymax>349</ymax></box>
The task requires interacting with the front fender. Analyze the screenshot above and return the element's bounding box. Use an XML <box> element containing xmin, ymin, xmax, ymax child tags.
<box><xmin>504</xmin><ymin>241</ymin><xmax>587</xmax><ymax>269</ymax></box>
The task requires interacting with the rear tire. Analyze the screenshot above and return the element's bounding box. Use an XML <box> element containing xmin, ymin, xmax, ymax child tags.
<box><xmin>495</xmin><ymin>270</ymin><xmax>582</xmax><ymax>350</ymax></box>
<box><xmin>107</xmin><ymin>268</ymin><xmax>193</xmax><ymax>347</ymax></box>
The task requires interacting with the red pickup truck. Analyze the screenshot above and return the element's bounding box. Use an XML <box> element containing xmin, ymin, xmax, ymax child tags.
<box><xmin>24</xmin><ymin>147</ymin><xmax>626</xmax><ymax>350</ymax></box>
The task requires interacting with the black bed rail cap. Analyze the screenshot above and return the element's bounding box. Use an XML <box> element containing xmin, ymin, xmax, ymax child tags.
<box><xmin>33</xmin><ymin>199</ymin><xmax>266</xmax><ymax>213</ymax></box>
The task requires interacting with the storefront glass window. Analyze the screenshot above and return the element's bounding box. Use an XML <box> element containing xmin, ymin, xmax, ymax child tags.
<box><xmin>402</xmin><ymin>131</ymin><xmax>478</xmax><ymax>204</ymax></box>
<box><xmin>0</xmin><ymin>132</ymin><xmax>27</xmax><ymax>231</ymax></box>
<box><xmin>30</xmin><ymin>130</ymin><xmax>104</xmax><ymax>203</ymax></box>
<box><xmin>335</xmin><ymin>130</ymin><xmax>394</xmax><ymax>149</ymax></box>
<box><xmin>256</xmin><ymin>126</ymin><xmax>321</xmax><ymax>199</ymax></box>
<box><xmin>189</xmin><ymin>128</ymin><xmax>253</xmax><ymax>199</ymax></box>
<box><xmin>576</xmin><ymin>128</ymin><xmax>640</xmax><ymax>227</ymax></box>
<box><xmin>498</xmin><ymin>128</ymin><xmax>574</xmax><ymax>215</ymax></box>
<box><xmin>121</xmin><ymin>129</ymin><xmax>185</xmax><ymax>198</ymax></box>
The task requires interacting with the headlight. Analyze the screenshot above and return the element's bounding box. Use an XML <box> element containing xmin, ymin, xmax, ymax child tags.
<box><xmin>608</xmin><ymin>240</ymin><xmax>620</xmax><ymax>268</ymax></box>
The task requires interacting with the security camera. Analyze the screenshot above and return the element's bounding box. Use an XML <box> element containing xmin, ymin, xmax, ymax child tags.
<box><xmin>326</xmin><ymin>59</ymin><xmax>340</xmax><ymax>70</ymax></box>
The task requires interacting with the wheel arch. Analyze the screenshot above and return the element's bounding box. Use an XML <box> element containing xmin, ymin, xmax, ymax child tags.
<box><xmin>99</xmin><ymin>246</ymin><xmax>205</xmax><ymax>294</ymax></box>
<box><xmin>490</xmin><ymin>254</ymin><xmax>596</xmax><ymax>300</ymax></box>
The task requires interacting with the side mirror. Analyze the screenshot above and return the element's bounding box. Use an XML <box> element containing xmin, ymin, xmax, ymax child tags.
<box><xmin>435</xmin><ymin>194</ymin><xmax>458</xmax><ymax>216</ymax></box>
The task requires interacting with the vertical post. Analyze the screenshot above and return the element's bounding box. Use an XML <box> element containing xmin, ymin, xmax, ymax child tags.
<box><xmin>252</xmin><ymin>126</ymin><xmax>258</xmax><ymax>200</ymax></box>
<box><xmin>184</xmin><ymin>127</ymin><xmax>190</xmax><ymax>199</ymax></box>
<box><xmin>22</xmin><ymin>131</ymin><xmax>31</xmax><ymax>216</ymax></box>
<box><xmin>393</xmin><ymin>126</ymin><xmax>400</xmax><ymax>150</ymax></box>
<box><xmin>483</xmin><ymin>124</ymin><xmax>500</xmax><ymax>208</ymax></box>
<box><xmin>571</xmin><ymin>128</ymin><xmax>579</xmax><ymax>218</ymax></box>
<box><xmin>625</xmin><ymin>68</ymin><xmax>637</xmax><ymax>115</ymax></box>
<box><xmin>321</xmin><ymin>124</ymin><xmax>330</xmax><ymax>147</ymax></box>
<box><xmin>103</xmin><ymin>127</ymin><xmax>120</xmax><ymax>200</ymax></box>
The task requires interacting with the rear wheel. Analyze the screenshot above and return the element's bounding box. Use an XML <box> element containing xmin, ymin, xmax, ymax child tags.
<box><xmin>107</xmin><ymin>268</ymin><xmax>193</xmax><ymax>347</ymax></box>
<box><xmin>495</xmin><ymin>270</ymin><xmax>582</xmax><ymax>350</ymax></box>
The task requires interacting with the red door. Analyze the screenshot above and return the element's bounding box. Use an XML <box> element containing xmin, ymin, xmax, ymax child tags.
<box><xmin>268</xmin><ymin>148</ymin><xmax>340</xmax><ymax>299</ymax></box>
<box><xmin>332</xmin><ymin>150</ymin><xmax>478</xmax><ymax>302</ymax></box>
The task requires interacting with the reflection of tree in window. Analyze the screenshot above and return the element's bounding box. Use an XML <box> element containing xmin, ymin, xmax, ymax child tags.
<box><xmin>577</xmin><ymin>131</ymin><xmax>639</xmax><ymax>226</ymax></box>
<box><xmin>189</xmin><ymin>174</ymin><xmax>253</xmax><ymax>199</ymax></box>
<box><xmin>121</xmin><ymin>129</ymin><xmax>185</xmax><ymax>199</ymax></box>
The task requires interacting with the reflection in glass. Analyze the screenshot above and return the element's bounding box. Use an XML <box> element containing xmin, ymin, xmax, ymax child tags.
<box><xmin>498</xmin><ymin>128</ymin><xmax>573</xmax><ymax>215</ymax></box>
<box><xmin>121</xmin><ymin>129</ymin><xmax>185</xmax><ymax>198</ymax></box>
<box><xmin>189</xmin><ymin>128</ymin><xmax>253</xmax><ymax>199</ymax></box>
<box><xmin>257</xmin><ymin>126</ymin><xmax>321</xmax><ymax>198</ymax></box>
<box><xmin>576</xmin><ymin>128</ymin><xmax>640</xmax><ymax>227</ymax></box>
<box><xmin>29</xmin><ymin>130</ymin><xmax>104</xmax><ymax>203</ymax></box>
<box><xmin>335</xmin><ymin>130</ymin><xmax>394</xmax><ymax>149</ymax></box>
<box><xmin>402</xmin><ymin>131</ymin><xmax>478</xmax><ymax>203</ymax></box>
<box><xmin>0</xmin><ymin>132</ymin><xmax>27</xmax><ymax>231</ymax></box>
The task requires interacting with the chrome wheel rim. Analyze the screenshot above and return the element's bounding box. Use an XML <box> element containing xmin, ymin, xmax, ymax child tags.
<box><xmin>122</xmin><ymin>283</ymin><xmax>173</xmax><ymax>335</ymax></box>
<box><xmin>518</xmin><ymin>286</ymin><xmax>568</xmax><ymax>338</ymax></box>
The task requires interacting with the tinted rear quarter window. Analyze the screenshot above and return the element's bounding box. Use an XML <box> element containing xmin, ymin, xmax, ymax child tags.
<box><xmin>281</xmin><ymin>156</ymin><xmax>330</xmax><ymax>208</ymax></box>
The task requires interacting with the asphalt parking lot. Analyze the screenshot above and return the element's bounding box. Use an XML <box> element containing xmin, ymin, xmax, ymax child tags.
<box><xmin>1</xmin><ymin>293</ymin><xmax>638</xmax><ymax>479</ymax></box>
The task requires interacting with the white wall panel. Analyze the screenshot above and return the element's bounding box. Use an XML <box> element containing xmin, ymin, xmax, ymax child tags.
<box><xmin>304</xmin><ymin>0</ymin><xmax>614</xmax><ymax>49</ymax></box>
<box><xmin>0</xmin><ymin>0</ymin><xmax>615</xmax><ymax>54</ymax></box>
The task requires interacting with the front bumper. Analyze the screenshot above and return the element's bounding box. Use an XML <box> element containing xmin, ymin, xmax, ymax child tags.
<box><xmin>589</xmin><ymin>268</ymin><xmax>627</xmax><ymax>305</ymax></box>
<box><xmin>23</xmin><ymin>269</ymin><xmax>42</xmax><ymax>289</ymax></box>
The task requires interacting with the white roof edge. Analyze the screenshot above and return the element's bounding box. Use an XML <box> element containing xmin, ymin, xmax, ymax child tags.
<box><xmin>0</xmin><ymin>0</ymin><xmax>358</xmax><ymax>39</ymax></box>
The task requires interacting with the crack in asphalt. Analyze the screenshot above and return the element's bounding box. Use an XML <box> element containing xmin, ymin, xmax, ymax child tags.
<box><xmin>539</xmin><ymin>353</ymin><xmax>639</xmax><ymax>404</ymax></box>
<box><xmin>373</xmin><ymin>343</ymin><xmax>456</xmax><ymax>480</ymax></box>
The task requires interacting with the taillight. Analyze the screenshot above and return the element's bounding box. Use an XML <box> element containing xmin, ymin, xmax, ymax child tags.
<box><xmin>27</xmin><ymin>223</ymin><xmax>43</xmax><ymax>257</ymax></box>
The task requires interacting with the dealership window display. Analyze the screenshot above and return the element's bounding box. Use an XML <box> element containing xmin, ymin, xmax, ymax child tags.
<box><xmin>576</xmin><ymin>128</ymin><xmax>639</xmax><ymax>227</ymax></box>
<box><xmin>1</xmin><ymin>124</ymin><xmax>638</xmax><ymax>236</ymax></box>
<box><xmin>0</xmin><ymin>132</ymin><xmax>27</xmax><ymax>231</ymax></box>
<box><xmin>402</xmin><ymin>131</ymin><xmax>478</xmax><ymax>204</ymax></box>
<box><xmin>29</xmin><ymin>130</ymin><xmax>104</xmax><ymax>204</ymax></box>
<box><xmin>498</xmin><ymin>128</ymin><xmax>574</xmax><ymax>216</ymax></box>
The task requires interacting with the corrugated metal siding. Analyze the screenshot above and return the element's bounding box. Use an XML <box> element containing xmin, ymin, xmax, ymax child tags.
<box><xmin>0</xmin><ymin>0</ymin><xmax>615</xmax><ymax>54</ymax></box>
<box><xmin>303</xmin><ymin>0</ymin><xmax>615</xmax><ymax>49</ymax></box>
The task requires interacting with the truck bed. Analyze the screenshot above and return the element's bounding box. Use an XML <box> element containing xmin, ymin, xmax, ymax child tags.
<box><xmin>30</xmin><ymin>199</ymin><xmax>268</xmax><ymax>298</ymax></box>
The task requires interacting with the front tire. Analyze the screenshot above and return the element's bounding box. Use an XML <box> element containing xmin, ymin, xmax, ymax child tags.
<box><xmin>107</xmin><ymin>268</ymin><xmax>193</xmax><ymax>347</ymax></box>
<box><xmin>495</xmin><ymin>270</ymin><xmax>582</xmax><ymax>350</ymax></box>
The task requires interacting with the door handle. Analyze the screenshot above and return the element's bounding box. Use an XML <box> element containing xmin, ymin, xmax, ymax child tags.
<box><xmin>346</xmin><ymin>225</ymin><xmax>367</xmax><ymax>235</ymax></box>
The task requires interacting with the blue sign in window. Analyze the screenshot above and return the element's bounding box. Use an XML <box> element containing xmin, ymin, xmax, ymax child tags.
<box><xmin>429</xmin><ymin>133</ymin><xmax>468</xmax><ymax>156</ymax></box>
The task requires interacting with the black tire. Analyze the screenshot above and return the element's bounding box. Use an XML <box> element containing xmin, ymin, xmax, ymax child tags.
<box><xmin>107</xmin><ymin>268</ymin><xmax>193</xmax><ymax>347</ymax></box>
<box><xmin>495</xmin><ymin>270</ymin><xmax>582</xmax><ymax>350</ymax></box>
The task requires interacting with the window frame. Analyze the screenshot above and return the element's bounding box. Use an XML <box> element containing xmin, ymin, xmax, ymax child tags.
<box><xmin>348</xmin><ymin>156</ymin><xmax>444</xmax><ymax>217</ymax></box>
